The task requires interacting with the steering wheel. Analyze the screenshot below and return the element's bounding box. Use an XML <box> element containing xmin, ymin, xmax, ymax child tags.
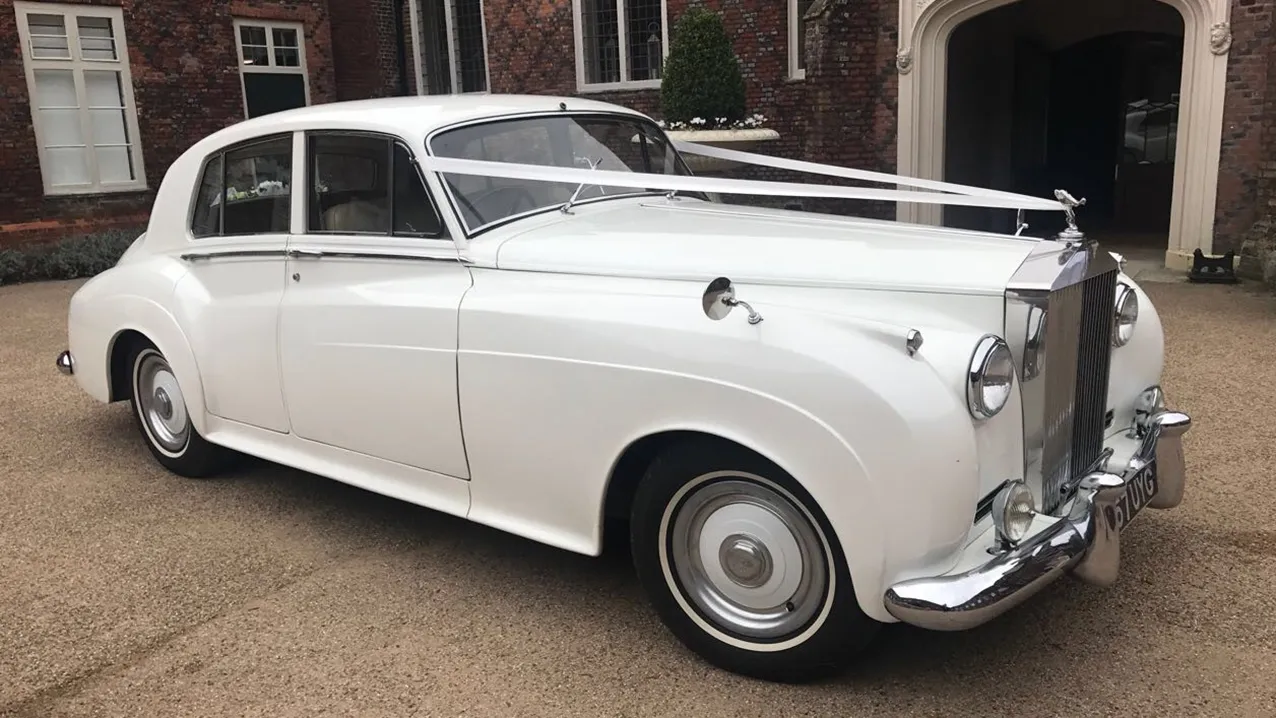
<box><xmin>470</xmin><ymin>186</ymin><xmax>539</xmax><ymax>220</ymax></box>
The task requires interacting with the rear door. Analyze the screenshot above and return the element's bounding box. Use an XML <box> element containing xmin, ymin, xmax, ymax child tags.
<box><xmin>276</xmin><ymin>130</ymin><xmax>473</xmax><ymax>479</ymax></box>
<box><xmin>175</xmin><ymin>133</ymin><xmax>295</xmax><ymax>433</ymax></box>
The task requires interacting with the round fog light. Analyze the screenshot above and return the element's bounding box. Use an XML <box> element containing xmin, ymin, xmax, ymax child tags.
<box><xmin>992</xmin><ymin>480</ymin><xmax>1036</xmax><ymax>547</ymax></box>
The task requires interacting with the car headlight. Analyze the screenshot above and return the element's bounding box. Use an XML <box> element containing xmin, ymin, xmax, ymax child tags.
<box><xmin>966</xmin><ymin>335</ymin><xmax>1014</xmax><ymax>420</ymax></box>
<box><xmin>1113</xmin><ymin>283</ymin><xmax>1139</xmax><ymax>347</ymax></box>
<box><xmin>991</xmin><ymin>479</ymin><xmax>1036</xmax><ymax>546</ymax></box>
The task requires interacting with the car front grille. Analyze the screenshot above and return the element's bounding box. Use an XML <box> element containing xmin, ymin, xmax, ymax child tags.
<box><xmin>1038</xmin><ymin>268</ymin><xmax>1118</xmax><ymax>514</ymax></box>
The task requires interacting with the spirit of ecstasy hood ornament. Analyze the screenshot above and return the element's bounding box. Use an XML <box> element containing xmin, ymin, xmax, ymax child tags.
<box><xmin>1053</xmin><ymin>189</ymin><xmax>1087</xmax><ymax>241</ymax></box>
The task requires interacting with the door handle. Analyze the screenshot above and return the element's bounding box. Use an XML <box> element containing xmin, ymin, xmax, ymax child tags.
<box><xmin>286</xmin><ymin>248</ymin><xmax>325</xmax><ymax>259</ymax></box>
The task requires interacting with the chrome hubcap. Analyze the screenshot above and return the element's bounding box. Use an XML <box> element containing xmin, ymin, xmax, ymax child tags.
<box><xmin>720</xmin><ymin>534</ymin><xmax>772</xmax><ymax>588</ymax></box>
<box><xmin>665</xmin><ymin>477</ymin><xmax>829</xmax><ymax>640</ymax></box>
<box><xmin>136</xmin><ymin>353</ymin><xmax>189</xmax><ymax>453</ymax></box>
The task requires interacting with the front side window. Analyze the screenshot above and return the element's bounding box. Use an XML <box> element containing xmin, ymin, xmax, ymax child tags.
<box><xmin>13</xmin><ymin>1</ymin><xmax>147</xmax><ymax>195</ymax></box>
<box><xmin>188</xmin><ymin>134</ymin><xmax>293</xmax><ymax>238</ymax></box>
<box><xmin>308</xmin><ymin>133</ymin><xmax>445</xmax><ymax>237</ymax></box>
<box><xmin>233</xmin><ymin>19</ymin><xmax>309</xmax><ymax>118</ymax></box>
<box><xmin>575</xmin><ymin>0</ymin><xmax>666</xmax><ymax>89</ymax></box>
<box><xmin>429</xmin><ymin>113</ymin><xmax>693</xmax><ymax>232</ymax></box>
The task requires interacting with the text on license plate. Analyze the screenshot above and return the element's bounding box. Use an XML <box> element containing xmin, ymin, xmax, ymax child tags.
<box><xmin>1105</xmin><ymin>461</ymin><xmax>1158</xmax><ymax>533</ymax></box>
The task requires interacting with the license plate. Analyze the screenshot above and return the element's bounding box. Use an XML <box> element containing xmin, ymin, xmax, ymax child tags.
<box><xmin>1105</xmin><ymin>461</ymin><xmax>1158</xmax><ymax>533</ymax></box>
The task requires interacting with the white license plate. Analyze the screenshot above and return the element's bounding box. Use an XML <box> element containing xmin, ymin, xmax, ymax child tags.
<box><xmin>1106</xmin><ymin>461</ymin><xmax>1158</xmax><ymax>532</ymax></box>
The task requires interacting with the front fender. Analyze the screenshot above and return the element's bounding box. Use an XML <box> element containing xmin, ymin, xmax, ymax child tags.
<box><xmin>66</xmin><ymin>260</ymin><xmax>208</xmax><ymax>434</ymax></box>
<box><xmin>456</xmin><ymin>271</ymin><xmax>986</xmax><ymax>623</ymax></box>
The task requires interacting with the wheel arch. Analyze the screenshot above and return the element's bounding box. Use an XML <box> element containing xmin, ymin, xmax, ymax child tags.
<box><xmin>598</xmin><ymin>422</ymin><xmax>891</xmax><ymax>621</ymax></box>
<box><xmin>92</xmin><ymin>307</ymin><xmax>209</xmax><ymax>436</ymax></box>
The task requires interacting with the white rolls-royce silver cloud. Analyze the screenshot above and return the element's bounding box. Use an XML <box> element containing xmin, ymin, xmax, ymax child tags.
<box><xmin>55</xmin><ymin>95</ymin><xmax>1191</xmax><ymax>683</ymax></box>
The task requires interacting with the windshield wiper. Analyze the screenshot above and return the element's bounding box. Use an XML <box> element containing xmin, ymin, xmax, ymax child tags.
<box><xmin>560</xmin><ymin>156</ymin><xmax>602</xmax><ymax>215</ymax></box>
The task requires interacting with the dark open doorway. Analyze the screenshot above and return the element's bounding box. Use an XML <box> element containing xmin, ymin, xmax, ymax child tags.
<box><xmin>943</xmin><ymin>0</ymin><xmax>1184</xmax><ymax>245</ymax></box>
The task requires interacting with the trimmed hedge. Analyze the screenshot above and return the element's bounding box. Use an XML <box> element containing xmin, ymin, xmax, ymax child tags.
<box><xmin>0</xmin><ymin>227</ymin><xmax>143</xmax><ymax>287</ymax></box>
<box><xmin>659</xmin><ymin>7</ymin><xmax>747</xmax><ymax>127</ymax></box>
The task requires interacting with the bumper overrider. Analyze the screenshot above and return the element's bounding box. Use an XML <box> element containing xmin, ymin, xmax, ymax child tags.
<box><xmin>883</xmin><ymin>387</ymin><xmax>1191</xmax><ymax>631</ymax></box>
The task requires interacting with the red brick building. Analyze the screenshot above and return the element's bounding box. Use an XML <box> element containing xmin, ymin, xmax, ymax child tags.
<box><xmin>3</xmin><ymin>0</ymin><xmax>1275</xmax><ymax>280</ymax></box>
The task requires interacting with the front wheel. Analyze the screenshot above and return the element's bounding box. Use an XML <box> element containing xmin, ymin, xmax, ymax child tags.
<box><xmin>630</xmin><ymin>439</ymin><xmax>880</xmax><ymax>683</ymax></box>
<box><xmin>128</xmin><ymin>342</ymin><xmax>232</xmax><ymax>478</ymax></box>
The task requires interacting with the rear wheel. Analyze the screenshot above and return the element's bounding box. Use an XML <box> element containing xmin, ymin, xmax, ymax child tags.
<box><xmin>128</xmin><ymin>342</ymin><xmax>232</xmax><ymax>478</ymax></box>
<box><xmin>629</xmin><ymin>439</ymin><xmax>880</xmax><ymax>683</ymax></box>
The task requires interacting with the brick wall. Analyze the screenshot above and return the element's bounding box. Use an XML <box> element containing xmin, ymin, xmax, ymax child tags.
<box><xmin>330</xmin><ymin>0</ymin><xmax>403</xmax><ymax>100</ymax></box>
<box><xmin>1214</xmin><ymin>0</ymin><xmax>1273</xmax><ymax>257</ymax></box>
<box><xmin>1236</xmin><ymin>0</ymin><xmax>1276</xmax><ymax>285</ymax></box>
<box><xmin>0</xmin><ymin>0</ymin><xmax>336</xmax><ymax>248</ymax></box>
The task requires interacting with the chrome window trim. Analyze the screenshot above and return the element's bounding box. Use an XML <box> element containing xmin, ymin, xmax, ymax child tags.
<box><xmin>184</xmin><ymin>132</ymin><xmax>296</xmax><ymax>241</ymax></box>
<box><xmin>420</xmin><ymin>109</ymin><xmax>696</xmax><ymax>239</ymax></box>
<box><xmin>301</xmin><ymin>129</ymin><xmax>450</xmax><ymax>241</ymax></box>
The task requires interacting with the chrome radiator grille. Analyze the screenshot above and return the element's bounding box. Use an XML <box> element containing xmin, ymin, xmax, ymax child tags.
<box><xmin>1039</xmin><ymin>268</ymin><xmax>1118</xmax><ymax>514</ymax></box>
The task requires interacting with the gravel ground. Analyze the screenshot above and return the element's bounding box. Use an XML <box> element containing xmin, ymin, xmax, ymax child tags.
<box><xmin>1</xmin><ymin>276</ymin><xmax>1274</xmax><ymax>718</ymax></box>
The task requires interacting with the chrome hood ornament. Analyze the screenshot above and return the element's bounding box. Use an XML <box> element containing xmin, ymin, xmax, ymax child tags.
<box><xmin>1053</xmin><ymin>189</ymin><xmax>1087</xmax><ymax>241</ymax></box>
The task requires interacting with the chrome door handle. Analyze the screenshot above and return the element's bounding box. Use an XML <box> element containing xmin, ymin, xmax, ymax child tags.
<box><xmin>286</xmin><ymin>248</ymin><xmax>325</xmax><ymax>259</ymax></box>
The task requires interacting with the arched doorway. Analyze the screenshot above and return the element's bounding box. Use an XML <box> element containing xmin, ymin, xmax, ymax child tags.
<box><xmin>895</xmin><ymin>0</ymin><xmax>1231</xmax><ymax>270</ymax></box>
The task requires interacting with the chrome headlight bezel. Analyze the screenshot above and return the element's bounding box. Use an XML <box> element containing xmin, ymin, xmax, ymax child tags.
<box><xmin>966</xmin><ymin>334</ymin><xmax>1015</xmax><ymax>420</ymax></box>
<box><xmin>1113</xmin><ymin>283</ymin><xmax>1139</xmax><ymax>347</ymax></box>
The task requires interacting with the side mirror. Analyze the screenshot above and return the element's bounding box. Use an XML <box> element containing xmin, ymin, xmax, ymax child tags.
<box><xmin>701</xmin><ymin>276</ymin><xmax>762</xmax><ymax>325</ymax></box>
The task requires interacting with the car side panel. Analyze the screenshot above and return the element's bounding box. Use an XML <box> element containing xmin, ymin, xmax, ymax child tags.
<box><xmin>456</xmin><ymin>269</ymin><xmax>985</xmax><ymax>623</ymax></box>
<box><xmin>65</xmin><ymin>257</ymin><xmax>214</xmax><ymax>435</ymax></box>
<box><xmin>168</xmin><ymin>240</ymin><xmax>292</xmax><ymax>435</ymax></box>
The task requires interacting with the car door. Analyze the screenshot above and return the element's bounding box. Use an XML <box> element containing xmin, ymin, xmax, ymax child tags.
<box><xmin>173</xmin><ymin>132</ymin><xmax>295</xmax><ymax>434</ymax></box>
<box><xmin>276</xmin><ymin>130</ymin><xmax>473</xmax><ymax>479</ymax></box>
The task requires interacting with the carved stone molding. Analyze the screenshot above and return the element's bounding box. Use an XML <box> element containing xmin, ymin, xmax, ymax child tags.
<box><xmin>1209</xmin><ymin>22</ymin><xmax>1231</xmax><ymax>55</ymax></box>
<box><xmin>896</xmin><ymin>48</ymin><xmax>914</xmax><ymax>74</ymax></box>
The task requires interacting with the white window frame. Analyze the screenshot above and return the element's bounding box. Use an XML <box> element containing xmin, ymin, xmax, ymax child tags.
<box><xmin>13</xmin><ymin>0</ymin><xmax>147</xmax><ymax>196</ymax></box>
<box><xmin>408</xmin><ymin>0</ymin><xmax>492</xmax><ymax>95</ymax></box>
<box><xmin>231</xmin><ymin>18</ymin><xmax>311</xmax><ymax>119</ymax></box>
<box><xmin>788</xmin><ymin>0</ymin><xmax>808</xmax><ymax>80</ymax></box>
<box><xmin>572</xmin><ymin>0</ymin><xmax>669</xmax><ymax>92</ymax></box>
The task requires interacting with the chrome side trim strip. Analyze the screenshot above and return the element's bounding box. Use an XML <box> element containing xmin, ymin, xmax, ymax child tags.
<box><xmin>179</xmin><ymin>249</ymin><xmax>288</xmax><ymax>261</ymax></box>
<box><xmin>286</xmin><ymin>250</ymin><xmax>463</xmax><ymax>263</ymax></box>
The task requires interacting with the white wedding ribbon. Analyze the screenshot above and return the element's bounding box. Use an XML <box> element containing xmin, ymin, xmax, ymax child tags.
<box><xmin>672</xmin><ymin>140</ymin><xmax>1052</xmax><ymax>204</ymax></box>
<box><xmin>419</xmin><ymin>147</ymin><xmax>1066</xmax><ymax>213</ymax></box>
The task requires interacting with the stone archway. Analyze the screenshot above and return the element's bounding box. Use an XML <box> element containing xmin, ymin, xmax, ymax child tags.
<box><xmin>895</xmin><ymin>0</ymin><xmax>1232</xmax><ymax>270</ymax></box>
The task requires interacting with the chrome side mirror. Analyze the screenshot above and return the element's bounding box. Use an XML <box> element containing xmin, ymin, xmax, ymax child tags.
<box><xmin>702</xmin><ymin>276</ymin><xmax>763</xmax><ymax>325</ymax></box>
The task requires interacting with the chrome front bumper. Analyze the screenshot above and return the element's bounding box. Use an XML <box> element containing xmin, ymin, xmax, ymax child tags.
<box><xmin>56</xmin><ymin>349</ymin><xmax>75</xmax><ymax>376</ymax></box>
<box><xmin>883</xmin><ymin>396</ymin><xmax>1192</xmax><ymax>632</ymax></box>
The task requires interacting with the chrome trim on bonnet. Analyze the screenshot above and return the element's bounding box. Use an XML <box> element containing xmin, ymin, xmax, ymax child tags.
<box><xmin>56</xmin><ymin>350</ymin><xmax>74</xmax><ymax>376</ymax></box>
<box><xmin>882</xmin><ymin>397</ymin><xmax>1190</xmax><ymax>631</ymax></box>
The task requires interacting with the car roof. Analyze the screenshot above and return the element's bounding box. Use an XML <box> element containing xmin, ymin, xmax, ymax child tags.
<box><xmin>204</xmin><ymin>94</ymin><xmax>652</xmax><ymax>149</ymax></box>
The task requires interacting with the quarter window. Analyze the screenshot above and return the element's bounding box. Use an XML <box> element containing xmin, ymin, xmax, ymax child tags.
<box><xmin>233</xmin><ymin>19</ymin><xmax>309</xmax><ymax>119</ymax></box>
<box><xmin>307</xmin><ymin>133</ymin><xmax>445</xmax><ymax>238</ymax></box>
<box><xmin>189</xmin><ymin>134</ymin><xmax>293</xmax><ymax>238</ymax></box>
<box><xmin>574</xmin><ymin>0</ymin><xmax>667</xmax><ymax>90</ymax></box>
<box><xmin>12</xmin><ymin>1</ymin><xmax>147</xmax><ymax>195</ymax></box>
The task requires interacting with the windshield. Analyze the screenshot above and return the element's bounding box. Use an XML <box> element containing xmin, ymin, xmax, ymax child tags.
<box><xmin>427</xmin><ymin>113</ymin><xmax>697</xmax><ymax>232</ymax></box>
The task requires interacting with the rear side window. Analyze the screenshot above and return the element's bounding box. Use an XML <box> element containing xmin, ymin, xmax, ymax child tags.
<box><xmin>188</xmin><ymin>134</ymin><xmax>293</xmax><ymax>238</ymax></box>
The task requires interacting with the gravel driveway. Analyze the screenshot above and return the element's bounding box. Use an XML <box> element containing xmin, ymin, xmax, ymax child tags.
<box><xmin>2</xmin><ymin>276</ymin><xmax>1274</xmax><ymax>717</ymax></box>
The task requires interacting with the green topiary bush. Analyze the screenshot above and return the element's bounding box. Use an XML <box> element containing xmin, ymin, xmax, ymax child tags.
<box><xmin>659</xmin><ymin>7</ymin><xmax>748</xmax><ymax>129</ymax></box>
<box><xmin>0</xmin><ymin>227</ymin><xmax>143</xmax><ymax>286</ymax></box>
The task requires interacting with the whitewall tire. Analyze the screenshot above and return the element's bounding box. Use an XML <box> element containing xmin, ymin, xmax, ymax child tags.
<box><xmin>127</xmin><ymin>342</ymin><xmax>231</xmax><ymax>478</ymax></box>
<box><xmin>629</xmin><ymin>438</ymin><xmax>880</xmax><ymax>682</ymax></box>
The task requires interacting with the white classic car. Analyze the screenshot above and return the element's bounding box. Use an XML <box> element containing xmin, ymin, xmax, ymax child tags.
<box><xmin>56</xmin><ymin>95</ymin><xmax>1191</xmax><ymax>683</ymax></box>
